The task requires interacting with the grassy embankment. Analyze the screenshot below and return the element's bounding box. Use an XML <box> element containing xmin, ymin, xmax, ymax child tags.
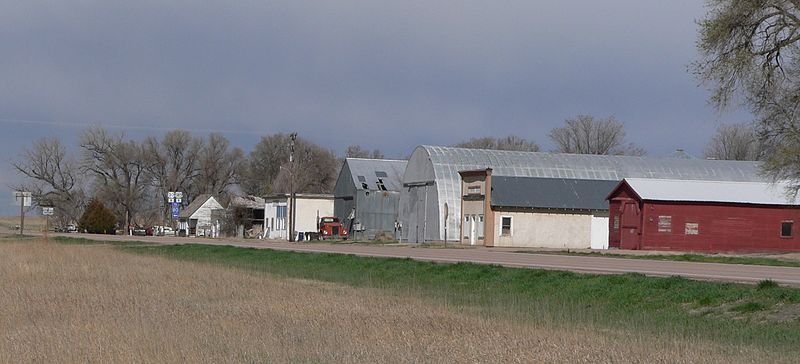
<box><xmin>526</xmin><ymin>250</ymin><xmax>800</xmax><ymax>268</ymax></box>
<box><xmin>51</xmin><ymin>236</ymin><xmax>800</xmax><ymax>357</ymax></box>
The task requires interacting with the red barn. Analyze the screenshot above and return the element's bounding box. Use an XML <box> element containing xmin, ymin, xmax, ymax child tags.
<box><xmin>607</xmin><ymin>178</ymin><xmax>800</xmax><ymax>252</ymax></box>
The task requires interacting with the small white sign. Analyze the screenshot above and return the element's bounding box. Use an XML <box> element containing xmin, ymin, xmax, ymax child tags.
<box><xmin>175</xmin><ymin>192</ymin><xmax>183</xmax><ymax>199</ymax></box>
<box><xmin>42</xmin><ymin>207</ymin><xmax>54</xmax><ymax>216</ymax></box>
<box><xmin>12</xmin><ymin>191</ymin><xmax>32</xmax><ymax>207</ymax></box>
<box><xmin>167</xmin><ymin>191</ymin><xmax>176</xmax><ymax>199</ymax></box>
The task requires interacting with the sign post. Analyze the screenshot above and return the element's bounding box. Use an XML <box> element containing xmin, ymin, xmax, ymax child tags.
<box><xmin>13</xmin><ymin>191</ymin><xmax>31</xmax><ymax>236</ymax></box>
<box><xmin>168</xmin><ymin>191</ymin><xmax>183</xmax><ymax>233</ymax></box>
<box><xmin>42</xmin><ymin>207</ymin><xmax>54</xmax><ymax>243</ymax></box>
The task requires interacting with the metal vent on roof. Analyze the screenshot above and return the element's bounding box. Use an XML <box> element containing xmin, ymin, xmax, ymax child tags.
<box><xmin>375</xmin><ymin>171</ymin><xmax>388</xmax><ymax>178</ymax></box>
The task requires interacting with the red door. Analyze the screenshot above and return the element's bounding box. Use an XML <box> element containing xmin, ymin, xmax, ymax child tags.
<box><xmin>619</xmin><ymin>201</ymin><xmax>641</xmax><ymax>250</ymax></box>
<box><xmin>609</xmin><ymin>202</ymin><xmax>622</xmax><ymax>248</ymax></box>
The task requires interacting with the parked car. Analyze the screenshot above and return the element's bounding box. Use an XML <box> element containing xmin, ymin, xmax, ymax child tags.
<box><xmin>132</xmin><ymin>227</ymin><xmax>147</xmax><ymax>236</ymax></box>
<box><xmin>57</xmin><ymin>224</ymin><xmax>78</xmax><ymax>233</ymax></box>
<box><xmin>162</xmin><ymin>226</ymin><xmax>175</xmax><ymax>236</ymax></box>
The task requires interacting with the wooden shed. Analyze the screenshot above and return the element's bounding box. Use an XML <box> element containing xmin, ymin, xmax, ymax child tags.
<box><xmin>178</xmin><ymin>194</ymin><xmax>223</xmax><ymax>237</ymax></box>
<box><xmin>607</xmin><ymin>178</ymin><xmax>800</xmax><ymax>252</ymax></box>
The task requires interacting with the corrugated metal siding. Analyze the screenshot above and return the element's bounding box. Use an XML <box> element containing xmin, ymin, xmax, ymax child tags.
<box><xmin>333</xmin><ymin>159</ymin><xmax>407</xmax><ymax>240</ymax></box>
<box><xmin>400</xmin><ymin>145</ymin><xmax>765</xmax><ymax>242</ymax></box>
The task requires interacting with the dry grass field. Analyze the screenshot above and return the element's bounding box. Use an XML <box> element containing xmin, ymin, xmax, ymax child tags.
<box><xmin>0</xmin><ymin>240</ymin><xmax>791</xmax><ymax>363</ymax></box>
<box><xmin>0</xmin><ymin>216</ymin><xmax>47</xmax><ymax>233</ymax></box>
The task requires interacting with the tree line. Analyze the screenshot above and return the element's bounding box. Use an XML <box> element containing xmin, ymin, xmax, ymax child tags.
<box><xmin>12</xmin><ymin>113</ymin><xmax>759</xmax><ymax>230</ymax></box>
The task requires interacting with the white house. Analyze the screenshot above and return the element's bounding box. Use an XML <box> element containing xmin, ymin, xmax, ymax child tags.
<box><xmin>264</xmin><ymin>193</ymin><xmax>334</xmax><ymax>241</ymax></box>
<box><xmin>179</xmin><ymin>194</ymin><xmax>223</xmax><ymax>237</ymax></box>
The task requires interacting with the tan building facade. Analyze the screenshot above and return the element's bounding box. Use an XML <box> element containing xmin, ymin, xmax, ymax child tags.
<box><xmin>459</xmin><ymin>169</ymin><xmax>613</xmax><ymax>249</ymax></box>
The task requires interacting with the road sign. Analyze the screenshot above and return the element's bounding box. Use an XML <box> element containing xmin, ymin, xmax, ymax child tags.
<box><xmin>171</xmin><ymin>202</ymin><xmax>180</xmax><ymax>219</ymax></box>
<box><xmin>12</xmin><ymin>191</ymin><xmax>31</xmax><ymax>207</ymax></box>
<box><xmin>42</xmin><ymin>207</ymin><xmax>54</xmax><ymax>216</ymax></box>
<box><xmin>168</xmin><ymin>191</ymin><xmax>183</xmax><ymax>203</ymax></box>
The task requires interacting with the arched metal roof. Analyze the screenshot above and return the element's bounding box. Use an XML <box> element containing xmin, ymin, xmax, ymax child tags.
<box><xmin>400</xmin><ymin>145</ymin><xmax>765</xmax><ymax>241</ymax></box>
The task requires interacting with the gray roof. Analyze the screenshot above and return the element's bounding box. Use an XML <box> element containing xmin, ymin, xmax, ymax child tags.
<box><xmin>492</xmin><ymin>176</ymin><xmax>619</xmax><ymax>210</ymax></box>
<box><xmin>343</xmin><ymin>158</ymin><xmax>407</xmax><ymax>191</ymax></box>
<box><xmin>406</xmin><ymin>145</ymin><xmax>764</xmax><ymax>184</ymax></box>
<box><xmin>179</xmin><ymin>194</ymin><xmax>214</xmax><ymax>218</ymax></box>
<box><xmin>621</xmin><ymin>178</ymin><xmax>798</xmax><ymax>205</ymax></box>
<box><xmin>229</xmin><ymin>195</ymin><xmax>266</xmax><ymax>209</ymax></box>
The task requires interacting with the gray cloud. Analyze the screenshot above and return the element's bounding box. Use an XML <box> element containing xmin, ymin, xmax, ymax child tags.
<box><xmin>0</xmin><ymin>0</ymin><xmax>749</xmax><ymax>214</ymax></box>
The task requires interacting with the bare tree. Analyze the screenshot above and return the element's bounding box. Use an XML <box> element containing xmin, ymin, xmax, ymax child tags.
<box><xmin>454</xmin><ymin>136</ymin><xmax>540</xmax><ymax>152</ymax></box>
<box><xmin>704</xmin><ymin>123</ymin><xmax>763</xmax><ymax>161</ymax></box>
<box><xmin>243</xmin><ymin>134</ymin><xmax>339</xmax><ymax>195</ymax></box>
<box><xmin>268</xmin><ymin>137</ymin><xmax>339</xmax><ymax>194</ymax></box>
<box><xmin>79</xmin><ymin>127</ymin><xmax>149</xmax><ymax>232</ymax></box>
<box><xmin>241</xmin><ymin>134</ymin><xmax>291</xmax><ymax>196</ymax></box>
<box><xmin>549</xmin><ymin>115</ymin><xmax>645</xmax><ymax>156</ymax></box>
<box><xmin>345</xmin><ymin>145</ymin><xmax>384</xmax><ymax>159</ymax></box>
<box><xmin>694</xmin><ymin>1</ymin><xmax>800</xmax><ymax>189</ymax></box>
<box><xmin>143</xmin><ymin>130</ymin><xmax>204</xmax><ymax>222</ymax></box>
<box><xmin>192</xmin><ymin>133</ymin><xmax>245</xmax><ymax>201</ymax></box>
<box><xmin>11</xmin><ymin>138</ymin><xmax>86</xmax><ymax>226</ymax></box>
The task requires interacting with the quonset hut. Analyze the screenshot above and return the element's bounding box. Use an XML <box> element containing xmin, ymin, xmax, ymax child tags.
<box><xmin>398</xmin><ymin>145</ymin><xmax>764</xmax><ymax>244</ymax></box>
<box><xmin>333</xmin><ymin>158</ymin><xmax>408</xmax><ymax>240</ymax></box>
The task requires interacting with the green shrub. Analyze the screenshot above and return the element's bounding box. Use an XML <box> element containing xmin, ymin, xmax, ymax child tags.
<box><xmin>78</xmin><ymin>199</ymin><xmax>117</xmax><ymax>234</ymax></box>
<box><xmin>757</xmin><ymin>279</ymin><xmax>779</xmax><ymax>290</ymax></box>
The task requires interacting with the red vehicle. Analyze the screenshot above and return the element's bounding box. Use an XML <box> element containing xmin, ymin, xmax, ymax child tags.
<box><xmin>319</xmin><ymin>217</ymin><xmax>348</xmax><ymax>240</ymax></box>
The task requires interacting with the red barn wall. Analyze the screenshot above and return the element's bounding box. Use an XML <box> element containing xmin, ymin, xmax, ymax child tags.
<box><xmin>638</xmin><ymin>201</ymin><xmax>800</xmax><ymax>252</ymax></box>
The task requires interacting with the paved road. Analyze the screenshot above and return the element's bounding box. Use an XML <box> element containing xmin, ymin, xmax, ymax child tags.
<box><xmin>45</xmin><ymin>233</ymin><xmax>800</xmax><ymax>287</ymax></box>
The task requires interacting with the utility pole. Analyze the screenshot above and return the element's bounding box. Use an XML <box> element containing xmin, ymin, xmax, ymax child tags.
<box><xmin>288</xmin><ymin>132</ymin><xmax>297</xmax><ymax>242</ymax></box>
<box><xmin>19</xmin><ymin>192</ymin><xmax>25</xmax><ymax>236</ymax></box>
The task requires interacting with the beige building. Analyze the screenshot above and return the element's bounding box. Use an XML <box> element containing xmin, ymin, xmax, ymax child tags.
<box><xmin>264</xmin><ymin>193</ymin><xmax>334</xmax><ymax>241</ymax></box>
<box><xmin>459</xmin><ymin>169</ymin><xmax>616</xmax><ymax>249</ymax></box>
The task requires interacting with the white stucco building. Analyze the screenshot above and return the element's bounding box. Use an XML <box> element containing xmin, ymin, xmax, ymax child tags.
<box><xmin>459</xmin><ymin>169</ymin><xmax>614</xmax><ymax>249</ymax></box>
<box><xmin>264</xmin><ymin>193</ymin><xmax>334</xmax><ymax>241</ymax></box>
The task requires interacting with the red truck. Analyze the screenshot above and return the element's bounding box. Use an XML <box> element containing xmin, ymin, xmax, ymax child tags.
<box><xmin>319</xmin><ymin>217</ymin><xmax>348</xmax><ymax>240</ymax></box>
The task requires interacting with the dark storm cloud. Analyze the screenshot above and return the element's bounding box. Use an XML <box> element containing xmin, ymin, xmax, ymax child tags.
<box><xmin>0</xmin><ymin>1</ymin><xmax>747</xmax><ymax>213</ymax></box>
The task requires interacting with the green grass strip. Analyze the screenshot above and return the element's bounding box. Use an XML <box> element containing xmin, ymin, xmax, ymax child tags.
<box><xmin>526</xmin><ymin>251</ymin><xmax>800</xmax><ymax>268</ymax></box>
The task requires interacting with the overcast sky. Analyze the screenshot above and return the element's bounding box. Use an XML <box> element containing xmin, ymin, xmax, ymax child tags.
<box><xmin>0</xmin><ymin>1</ymin><xmax>748</xmax><ymax>215</ymax></box>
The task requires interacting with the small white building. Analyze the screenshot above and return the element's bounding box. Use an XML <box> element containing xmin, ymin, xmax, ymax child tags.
<box><xmin>264</xmin><ymin>193</ymin><xmax>334</xmax><ymax>241</ymax></box>
<box><xmin>459</xmin><ymin>169</ymin><xmax>617</xmax><ymax>249</ymax></box>
<box><xmin>178</xmin><ymin>194</ymin><xmax>223</xmax><ymax>237</ymax></box>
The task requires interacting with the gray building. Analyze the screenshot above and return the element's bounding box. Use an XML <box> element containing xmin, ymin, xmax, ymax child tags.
<box><xmin>399</xmin><ymin>145</ymin><xmax>765</xmax><ymax>243</ymax></box>
<box><xmin>333</xmin><ymin>158</ymin><xmax>407</xmax><ymax>240</ymax></box>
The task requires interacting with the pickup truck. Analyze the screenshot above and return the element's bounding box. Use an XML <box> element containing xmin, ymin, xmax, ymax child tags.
<box><xmin>319</xmin><ymin>217</ymin><xmax>348</xmax><ymax>240</ymax></box>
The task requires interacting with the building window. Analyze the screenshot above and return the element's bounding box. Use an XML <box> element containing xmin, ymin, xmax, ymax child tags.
<box><xmin>782</xmin><ymin>221</ymin><xmax>794</xmax><ymax>238</ymax></box>
<box><xmin>613</xmin><ymin>215</ymin><xmax>619</xmax><ymax>230</ymax></box>
<box><xmin>501</xmin><ymin>216</ymin><xmax>512</xmax><ymax>236</ymax></box>
<box><xmin>478</xmin><ymin>215</ymin><xmax>484</xmax><ymax>239</ymax></box>
<box><xmin>377</xmin><ymin>178</ymin><xmax>387</xmax><ymax>191</ymax></box>
<box><xmin>467</xmin><ymin>186</ymin><xmax>481</xmax><ymax>195</ymax></box>
<box><xmin>463</xmin><ymin>215</ymin><xmax>470</xmax><ymax>239</ymax></box>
